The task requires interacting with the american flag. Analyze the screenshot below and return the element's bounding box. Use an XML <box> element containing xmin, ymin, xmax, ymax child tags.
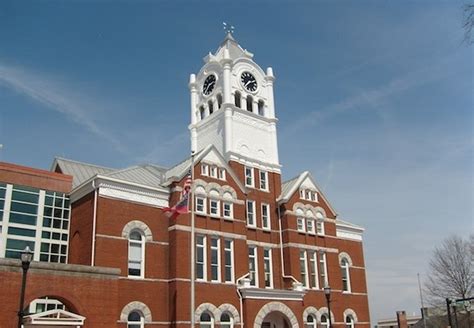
<box><xmin>163</xmin><ymin>169</ymin><xmax>192</xmax><ymax>218</ymax></box>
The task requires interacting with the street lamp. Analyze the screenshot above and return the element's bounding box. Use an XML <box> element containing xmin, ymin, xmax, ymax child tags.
<box><xmin>17</xmin><ymin>246</ymin><xmax>33</xmax><ymax>328</ymax></box>
<box><xmin>324</xmin><ymin>284</ymin><xmax>332</xmax><ymax>328</ymax></box>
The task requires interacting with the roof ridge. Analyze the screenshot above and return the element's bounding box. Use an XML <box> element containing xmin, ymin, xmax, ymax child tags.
<box><xmin>54</xmin><ymin>157</ymin><xmax>115</xmax><ymax>171</ymax></box>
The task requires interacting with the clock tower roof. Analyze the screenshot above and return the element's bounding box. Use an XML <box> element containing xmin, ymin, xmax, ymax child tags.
<box><xmin>203</xmin><ymin>32</ymin><xmax>254</xmax><ymax>64</ymax></box>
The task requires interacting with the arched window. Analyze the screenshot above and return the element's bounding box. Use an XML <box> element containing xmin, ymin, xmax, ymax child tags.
<box><xmin>258</xmin><ymin>100</ymin><xmax>265</xmax><ymax>116</ymax></box>
<box><xmin>208</xmin><ymin>101</ymin><xmax>214</xmax><ymax>114</ymax></box>
<box><xmin>127</xmin><ymin>310</ymin><xmax>144</xmax><ymax>328</ymax></box>
<box><xmin>199</xmin><ymin>106</ymin><xmax>205</xmax><ymax>120</ymax></box>
<box><xmin>217</xmin><ymin>94</ymin><xmax>223</xmax><ymax>109</ymax></box>
<box><xmin>246</xmin><ymin>95</ymin><xmax>253</xmax><ymax>112</ymax></box>
<box><xmin>220</xmin><ymin>312</ymin><xmax>233</xmax><ymax>328</ymax></box>
<box><xmin>345</xmin><ymin>315</ymin><xmax>355</xmax><ymax>328</ymax></box>
<box><xmin>306</xmin><ymin>314</ymin><xmax>317</xmax><ymax>328</ymax></box>
<box><xmin>234</xmin><ymin>92</ymin><xmax>241</xmax><ymax>108</ymax></box>
<box><xmin>341</xmin><ymin>257</ymin><xmax>351</xmax><ymax>292</ymax></box>
<box><xmin>128</xmin><ymin>230</ymin><xmax>145</xmax><ymax>278</ymax></box>
<box><xmin>320</xmin><ymin>314</ymin><xmax>329</xmax><ymax>328</ymax></box>
<box><xmin>200</xmin><ymin>312</ymin><xmax>214</xmax><ymax>328</ymax></box>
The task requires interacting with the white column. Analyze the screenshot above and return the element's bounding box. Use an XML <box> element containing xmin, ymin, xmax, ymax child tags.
<box><xmin>33</xmin><ymin>190</ymin><xmax>45</xmax><ymax>261</ymax></box>
<box><xmin>221</xmin><ymin>49</ymin><xmax>232</xmax><ymax>104</ymax></box>
<box><xmin>265</xmin><ymin>67</ymin><xmax>276</xmax><ymax>118</ymax></box>
<box><xmin>0</xmin><ymin>184</ymin><xmax>12</xmax><ymax>257</ymax></box>
<box><xmin>189</xmin><ymin>74</ymin><xmax>198</xmax><ymax>153</ymax></box>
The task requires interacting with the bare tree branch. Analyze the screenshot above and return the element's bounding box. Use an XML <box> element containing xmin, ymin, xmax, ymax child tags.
<box><xmin>463</xmin><ymin>4</ymin><xmax>474</xmax><ymax>45</ymax></box>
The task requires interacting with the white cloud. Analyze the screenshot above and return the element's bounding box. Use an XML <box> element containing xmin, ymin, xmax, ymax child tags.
<box><xmin>0</xmin><ymin>62</ymin><xmax>126</xmax><ymax>153</ymax></box>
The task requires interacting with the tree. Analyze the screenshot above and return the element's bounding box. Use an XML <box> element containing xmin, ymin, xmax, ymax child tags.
<box><xmin>424</xmin><ymin>234</ymin><xmax>473</xmax><ymax>305</ymax></box>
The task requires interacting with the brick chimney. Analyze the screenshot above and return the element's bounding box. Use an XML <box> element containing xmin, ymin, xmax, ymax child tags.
<box><xmin>396</xmin><ymin>311</ymin><xmax>408</xmax><ymax>328</ymax></box>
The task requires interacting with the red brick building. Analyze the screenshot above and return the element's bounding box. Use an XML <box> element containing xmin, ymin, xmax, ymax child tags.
<box><xmin>0</xmin><ymin>33</ymin><xmax>370</xmax><ymax>328</ymax></box>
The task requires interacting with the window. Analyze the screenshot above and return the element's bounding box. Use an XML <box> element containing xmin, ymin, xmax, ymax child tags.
<box><xmin>218</xmin><ymin>168</ymin><xmax>226</xmax><ymax>180</ymax></box>
<box><xmin>263</xmin><ymin>248</ymin><xmax>273</xmax><ymax>288</ymax></box>
<box><xmin>316</xmin><ymin>212</ymin><xmax>325</xmax><ymax>235</ymax></box>
<box><xmin>196</xmin><ymin>196</ymin><xmax>206</xmax><ymax>214</ymax></box>
<box><xmin>210</xmin><ymin>199</ymin><xmax>220</xmax><ymax>217</ymax></box>
<box><xmin>224</xmin><ymin>239</ymin><xmax>234</xmax><ymax>282</ymax></box>
<box><xmin>341</xmin><ymin>258</ymin><xmax>351</xmax><ymax>292</ymax></box>
<box><xmin>234</xmin><ymin>91</ymin><xmax>241</xmax><ymax>108</ymax></box>
<box><xmin>246</xmin><ymin>95</ymin><xmax>253</xmax><ymax>112</ymax></box>
<box><xmin>246</xmin><ymin>200</ymin><xmax>256</xmax><ymax>227</ymax></box>
<box><xmin>259</xmin><ymin>170</ymin><xmax>268</xmax><ymax>190</ymax></box>
<box><xmin>200</xmin><ymin>312</ymin><xmax>214</xmax><ymax>328</ymax></box>
<box><xmin>210</xmin><ymin>237</ymin><xmax>220</xmax><ymax>282</ymax></box>
<box><xmin>128</xmin><ymin>230</ymin><xmax>144</xmax><ymax>278</ymax></box>
<box><xmin>345</xmin><ymin>315</ymin><xmax>355</xmax><ymax>328</ymax></box>
<box><xmin>245</xmin><ymin>167</ymin><xmax>254</xmax><ymax>187</ymax></box>
<box><xmin>200</xmin><ymin>106</ymin><xmax>205</xmax><ymax>120</ymax></box>
<box><xmin>201</xmin><ymin>164</ymin><xmax>209</xmax><ymax>176</ymax></box>
<box><xmin>196</xmin><ymin>235</ymin><xmax>206</xmax><ymax>280</ymax></box>
<box><xmin>258</xmin><ymin>100</ymin><xmax>265</xmax><ymax>116</ymax></box>
<box><xmin>297</xmin><ymin>217</ymin><xmax>305</xmax><ymax>232</ymax></box>
<box><xmin>319</xmin><ymin>252</ymin><xmax>328</xmax><ymax>287</ymax></box>
<box><xmin>128</xmin><ymin>311</ymin><xmax>144</xmax><ymax>328</ymax></box>
<box><xmin>307</xmin><ymin>219</ymin><xmax>315</xmax><ymax>234</ymax></box>
<box><xmin>217</xmin><ymin>94</ymin><xmax>223</xmax><ymax>109</ymax></box>
<box><xmin>208</xmin><ymin>101</ymin><xmax>214</xmax><ymax>114</ymax></box>
<box><xmin>210</xmin><ymin>166</ymin><xmax>217</xmax><ymax>178</ymax></box>
<box><xmin>321</xmin><ymin>314</ymin><xmax>329</xmax><ymax>328</ymax></box>
<box><xmin>306</xmin><ymin>314</ymin><xmax>317</xmax><ymax>328</ymax></box>
<box><xmin>261</xmin><ymin>203</ymin><xmax>270</xmax><ymax>230</ymax></box>
<box><xmin>300</xmin><ymin>250</ymin><xmax>308</xmax><ymax>288</ymax></box>
<box><xmin>223</xmin><ymin>202</ymin><xmax>233</xmax><ymax>219</ymax></box>
<box><xmin>221</xmin><ymin>312</ymin><xmax>233</xmax><ymax>328</ymax></box>
<box><xmin>309</xmin><ymin>251</ymin><xmax>319</xmax><ymax>289</ymax></box>
<box><xmin>248</xmin><ymin>246</ymin><xmax>258</xmax><ymax>287</ymax></box>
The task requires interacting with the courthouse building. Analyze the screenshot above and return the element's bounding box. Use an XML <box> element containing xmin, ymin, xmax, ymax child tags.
<box><xmin>0</xmin><ymin>33</ymin><xmax>370</xmax><ymax>327</ymax></box>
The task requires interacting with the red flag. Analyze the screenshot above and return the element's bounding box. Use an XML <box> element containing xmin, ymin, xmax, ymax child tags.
<box><xmin>163</xmin><ymin>170</ymin><xmax>192</xmax><ymax>218</ymax></box>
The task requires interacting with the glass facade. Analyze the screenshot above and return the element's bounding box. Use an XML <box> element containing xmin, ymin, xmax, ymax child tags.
<box><xmin>0</xmin><ymin>183</ymin><xmax>70</xmax><ymax>263</ymax></box>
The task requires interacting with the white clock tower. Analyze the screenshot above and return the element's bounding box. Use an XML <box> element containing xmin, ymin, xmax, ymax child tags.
<box><xmin>188</xmin><ymin>32</ymin><xmax>280</xmax><ymax>172</ymax></box>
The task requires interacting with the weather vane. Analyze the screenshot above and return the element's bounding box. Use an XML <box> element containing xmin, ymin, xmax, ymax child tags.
<box><xmin>223</xmin><ymin>22</ymin><xmax>235</xmax><ymax>34</ymax></box>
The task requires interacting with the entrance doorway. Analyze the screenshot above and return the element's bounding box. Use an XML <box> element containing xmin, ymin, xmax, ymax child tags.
<box><xmin>261</xmin><ymin>311</ymin><xmax>291</xmax><ymax>328</ymax></box>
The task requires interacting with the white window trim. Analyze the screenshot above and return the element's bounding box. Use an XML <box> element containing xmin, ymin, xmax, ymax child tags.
<box><xmin>263</xmin><ymin>248</ymin><xmax>273</xmax><ymax>288</ymax></box>
<box><xmin>259</xmin><ymin>170</ymin><xmax>269</xmax><ymax>191</ymax></box>
<box><xmin>210</xmin><ymin>166</ymin><xmax>218</xmax><ymax>178</ymax></box>
<box><xmin>223</xmin><ymin>202</ymin><xmax>233</xmax><ymax>220</ymax></box>
<box><xmin>196</xmin><ymin>196</ymin><xmax>207</xmax><ymax>215</ymax></box>
<box><xmin>341</xmin><ymin>258</ymin><xmax>352</xmax><ymax>293</ymax></box>
<box><xmin>224</xmin><ymin>239</ymin><xmax>234</xmax><ymax>283</ymax></box>
<box><xmin>201</xmin><ymin>164</ymin><xmax>209</xmax><ymax>176</ymax></box>
<box><xmin>297</xmin><ymin>217</ymin><xmax>306</xmax><ymax>232</ymax></box>
<box><xmin>128</xmin><ymin>231</ymin><xmax>145</xmax><ymax>279</ymax></box>
<box><xmin>246</xmin><ymin>200</ymin><xmax>256</xmax><ymax>228</ymax></box>
<box><xmin>261</xmin><ymin>203</ymin><xmax>271</xmax><ymax>230</ymax></box>
<box><xmin>307</xmin><ymin>218</ymin><xmax>315</xmax><ymax>235</ymax></box>
<box><xmin>300</xmin><ymin>250</ymin><xmax>309</xmax><ymax>288</ymax></box>
<box><xmin>210</xmin><ymin>237</ymin><xmax>221</xmax><ymax>282</ymax></box>
<box><xmin>319</xmin><ymin>252</ymin><xmax>328</xmax><ymax>287</ymax></box>
<box><xmin>245</xmin><ymin>166</ymin><xmax>254</xmax><ymax>188</ymax></box>
<box><xmin>196</xmin><ymin>235</ymin><xmax>207</xmax><ymax>281</ymax></box>
<box><xmin>249</xmin><ymin>246</ymin><xmax>258</xmax><ymax>287</ymax></box>
<box><xmin>309</xmin><ymin>251</ymin><xmax>319</xmax><ymax>289</ymax></box>
<box><xmin>209</xmin><ymin>199</ymin><xmax>220</xmax><ymax>218</ymax></box>
<box><xmin>219</xmin><ymin>168</ymin><xmax>226</xmax><ymax>180</ymax></box>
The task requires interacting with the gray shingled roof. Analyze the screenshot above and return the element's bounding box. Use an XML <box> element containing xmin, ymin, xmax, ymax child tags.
<box><xmin>280</xmin><ymin>175</ymin><xmax>301</xmax><ymax>200</ymax></box>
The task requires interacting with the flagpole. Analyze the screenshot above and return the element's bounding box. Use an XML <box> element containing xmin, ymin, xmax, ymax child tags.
<box><xmin>190</xmin><ymin>151</ymin><xmax>196</xmax><ymax>328</ymax></box>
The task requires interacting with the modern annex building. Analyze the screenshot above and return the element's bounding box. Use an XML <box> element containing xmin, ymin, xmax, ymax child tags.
<box><xmin>0</xmin><ymin>34</ymin><xmax>370</xmax><ymax>328</ymax></box>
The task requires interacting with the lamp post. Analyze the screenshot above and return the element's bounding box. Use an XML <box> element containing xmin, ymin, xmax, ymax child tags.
<box><xmin>17</xmin><ymin>246</ymin><xmax>33</xmax><ymax>328</ymax></box>
<box><xmin>324</xmin><ymin>284</ymin><xmax>332</xmax><ymax>328</ymax></box>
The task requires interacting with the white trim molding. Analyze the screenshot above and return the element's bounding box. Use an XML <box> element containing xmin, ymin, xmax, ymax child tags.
<box><xmin>239</xmin><ymin>288</ymin><xmax>306</xmax><ymax>301</ymax></box>
<box><xmin>253</xmin><ymin>302</ymin><xmax>298</xmax><ymax>328</ymax></box>
<box><xmin>119</xmin><ymin>301</ymin><xmax>152</xmax><ymax>323</ymax></box>
<box><xmin>122</xmin><ymin>220</ymin><xmax>153</xmax><ymax>242</ymax></box>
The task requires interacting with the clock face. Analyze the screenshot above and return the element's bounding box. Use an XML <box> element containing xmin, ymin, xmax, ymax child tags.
<box><xmin>202</xmin><ymin>74</ymin><xmax>216</xmax><ymax>96</ymax></box>
<box><xmin>241</xmin><ymin>72</ymin><xmax>258</xmax><ymax>92</ymax></box>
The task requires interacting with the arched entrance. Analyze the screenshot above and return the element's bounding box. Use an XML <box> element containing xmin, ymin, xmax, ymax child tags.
<box><xmin>22</xmin><ymin>296</ymin><xmax>85</xmax><ymax>327</ymax></box>
<box><xmin>253</xmin><ymin>302</ymin><xmax>299</xmax><ymax>328</ymax></box>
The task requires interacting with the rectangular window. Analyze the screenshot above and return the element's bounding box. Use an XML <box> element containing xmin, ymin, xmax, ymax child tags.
<box><xmin>210</xmin><ymin>199</ymin><xmax>220</xmax><ymax>217</ymax></box>
<box><xmin>261</xmin><ymin>203</ymin><xmax>270</xmax><ymax>230</ymax></box>
<box><xmin>210</xmin><ymin>237</ymin><xmax>220</xmax><ymax>282</ymax></box>
<box><xmin>245</xmin><ymin>167</ymin><xmax>254</xmax><ymax>187</ymax></box>
<box><xmin>210</xmin><ymin>166</ymin><xmax>217</xmax><ymax>178</ymax></box>
<box><xmin>319</xmin><ymin>252</ymin><xmax>328</xmax><ymax>287</ymax></box>
<box><xmin>297</xmin><ymin>217</ymin><xmax>305</xmax><ymax>232</ymax></box>
<box><xmin>196</xmin><ymin>235</ymin><xmax>206</xmax><ymax>280</ymax></box>
<box><xmin>201</xmin><ymin>164</ymin><xmax>209</xmax><ymax>176</ymax></box>
<box><xmin>248</xmin><ymin>246</ymin><xmax>258</xmax><ymax>287</ymax></box>
<box><xmin>224</xmin><ymin>239</ymin><xmax>234</xmax><ymax>282</ymax></box>
<box><xmin>259</xmin><ymin>170</ymin><xmax>268</xmax><ymax>190</ymax></box>
<box><xmin>263</xmin><ymin>248</ymin><xmax>273</xmax><ymax>288</ymax></box>
<box><xmin>316</xmin><ymin>221</ymin><xmax>325</xmax><ymax>235</ymax></box>
<box><xmin>300</xmin><ymin>250</ymin><xmax>308</xmax><ymax>288</ymax></box>
<box><xmin>299</xmin><ymin>189</ymin><xmax>305</xmax><ymax>199</ymax></box>
<box><xmin>309</xmin><ymin>251</ymin><xmax>319</xmax><ymax>289</ymax></box>
<box><xmin>218</xmin><ymin>168</ymin><xmax>226</xmax><ymax>180</ymax></box>
<box><xmin>128</xmin><ymin>238</ymin><xmax>143</xmax><ymax>277</ymax></box>
<box><xmin>196</xmin><ymin>197</ymin><xmax>206</xmax><ymax>214</ymax></box>
<box><xmin>307</xmin><ymin>219</ymin><xmax>315</xmax><ymax>234</ymax></box>
<box><xmin>223</xmin><ymin>202</ymin><xmax>233</xmax><ymax>219</ymax></box>
<box><xmin>246</xmin><ymin>200</ymin><xmax>256</xmax><ymax>227</ymax></box>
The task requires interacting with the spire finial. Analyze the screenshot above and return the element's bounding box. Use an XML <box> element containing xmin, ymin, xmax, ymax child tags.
<box><xmin>223</xmin><ymin>22</ymin><xmax>235</xmax><ymax>35</ymax></box>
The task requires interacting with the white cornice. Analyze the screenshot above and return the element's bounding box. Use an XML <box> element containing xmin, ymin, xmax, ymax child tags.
<box><xmin>238</xmin><ymin>288</ymin><xmax>306</xmax><ymax>301</ymax></box>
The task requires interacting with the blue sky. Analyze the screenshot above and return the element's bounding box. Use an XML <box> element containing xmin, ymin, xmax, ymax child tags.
<box><xmin>0</xmin><ymin>0</ymin><xmax>472</xmax><ymax>323</ymax></box>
